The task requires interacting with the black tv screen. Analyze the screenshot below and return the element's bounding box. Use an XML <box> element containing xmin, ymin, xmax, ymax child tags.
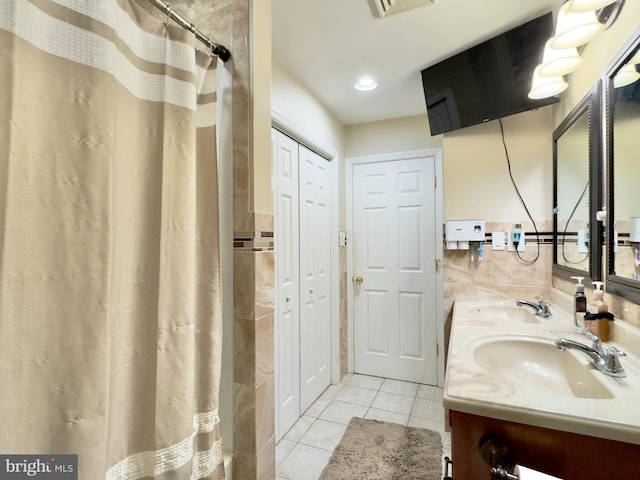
<box><xmin>421</xmin><ymin>12</ymin><xmax>558</xmax><ymax>136</ymax></box>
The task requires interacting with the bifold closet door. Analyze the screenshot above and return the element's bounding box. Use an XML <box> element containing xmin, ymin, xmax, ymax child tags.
<box><xmin>274</xmin><ymin>130</ymin><xmax>300</xmax><ymax>440</ymax></box>
<box><xmin>274</xmin><ymin>128</ymin><xmax>333</xmax><ymax>440</ymax></box>
<box><xmin>298</xmin><ymin>145</ymin><xmax>331</xmax><ymax>413</ymax></box>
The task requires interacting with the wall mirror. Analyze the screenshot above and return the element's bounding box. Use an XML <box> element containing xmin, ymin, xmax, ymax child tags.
<box><xmin>606</xmin><ymin>30</ymin><xmax>640</xmax><ymax>303</ymax></box>
<box><xmin>553</xmin><ymin>84</ymin><xmax>602</xmax><ymax>284</ymax></box>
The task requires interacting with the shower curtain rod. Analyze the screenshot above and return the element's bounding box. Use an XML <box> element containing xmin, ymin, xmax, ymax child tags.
<box><xmin>147</xmin><ymin>0</ymin><xmax>231</xmax><ymax>62</ymax></box>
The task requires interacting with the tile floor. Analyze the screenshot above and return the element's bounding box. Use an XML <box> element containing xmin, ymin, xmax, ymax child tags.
<box><xmin>276</xmin><ymin>373</ymin><xmax>451</xmax><ymax>480</ymax></box>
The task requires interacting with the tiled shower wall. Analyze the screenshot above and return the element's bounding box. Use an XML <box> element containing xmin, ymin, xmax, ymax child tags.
<box><xmin>233</xmin><ymin>227</ymin><xmax>275</xmax><ymax>480</ymax></box>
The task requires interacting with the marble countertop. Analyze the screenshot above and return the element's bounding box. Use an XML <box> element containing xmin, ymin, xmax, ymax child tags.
<box><xmin>443</xmin><ymin>289</ymin><xmax>640</xmax><ymax>445</ymax></box>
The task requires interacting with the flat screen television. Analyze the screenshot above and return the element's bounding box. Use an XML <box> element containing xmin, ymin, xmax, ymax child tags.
<box><xmin>421</xmin><ymin>12</ymin><xmax>558</xmax><ymax>136</ymax></box>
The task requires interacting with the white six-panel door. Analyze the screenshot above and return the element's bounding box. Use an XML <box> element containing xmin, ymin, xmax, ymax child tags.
<box><xmin>352</xmin><ymin>157</ymin><xmax>438</xmax><ymax>385</ymax></box>
<box><xmin>273</xmin><ymin>130</ymin><xmax>300</xmax><ymax>440</ymax></box>
<box><xmin>274</xmin><ymin>129</ymin><xmax>332</xmax><ymax>440</ymax></box>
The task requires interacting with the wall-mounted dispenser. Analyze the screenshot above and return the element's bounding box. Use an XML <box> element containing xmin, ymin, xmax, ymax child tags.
<box><xmin>445</xmin><ymin>220</ymin><xmax>485</xmax><ymax>250</ymax></box>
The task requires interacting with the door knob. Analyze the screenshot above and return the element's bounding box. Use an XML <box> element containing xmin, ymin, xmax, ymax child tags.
<box><xmin>354</xmin><ymin>275</ymin><xmax>363</xmax><ymax>284</ymax></box>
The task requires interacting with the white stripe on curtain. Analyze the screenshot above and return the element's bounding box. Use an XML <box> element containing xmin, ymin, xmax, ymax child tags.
<box><xmin>105</xmin><ymin>410</ymin><xmax>223</xmax><ymax>480</ymax></box>
<box><xmin>54</xmin><ymin>0</ymin><xmax>197</xmax><ymax>70</ymax></box>
<box><xmin>0</xmin><ymin>1</ymin><xmax>207</xmax><ymax>109</ymax></box>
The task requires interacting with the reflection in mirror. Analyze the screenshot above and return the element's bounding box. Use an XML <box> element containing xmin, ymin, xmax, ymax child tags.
<box><xmin>607</xmin><ymin>32</ymin><xmax>640</xmax><ymax>301</ymax></box>
<box><xmin>556</xmin><ymin>111</ymin><xmax>590</xmax><ymax>270</ymax></box>
<box><xmin>553</xmin><ymin>84</ymin><xmax>602</xmax><ymax>283</ymax></box>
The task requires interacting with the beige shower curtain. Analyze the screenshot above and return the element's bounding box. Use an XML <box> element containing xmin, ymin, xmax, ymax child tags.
<box><xmin>0</xmin><ymin>1</ymin><xmax>226</xmax><ymax>478</ymax></box>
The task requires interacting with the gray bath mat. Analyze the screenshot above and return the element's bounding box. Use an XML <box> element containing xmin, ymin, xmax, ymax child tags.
<box><xmin>318</xmin><ymin>417</ymin><xmax>442</xmax><ymax>480</ymax></box>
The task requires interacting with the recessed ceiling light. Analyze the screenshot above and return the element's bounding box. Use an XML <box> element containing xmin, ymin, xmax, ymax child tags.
<box><xmin>354</xmin><ymin>76</ymin><xmax>378</xmax><ymax>91</ymax></box>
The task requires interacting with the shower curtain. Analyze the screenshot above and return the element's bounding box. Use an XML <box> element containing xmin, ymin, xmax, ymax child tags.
<box><xmin>0</xmin><ymin>1</ymin><xmax>227</xmax><ymax>478</ymax></box>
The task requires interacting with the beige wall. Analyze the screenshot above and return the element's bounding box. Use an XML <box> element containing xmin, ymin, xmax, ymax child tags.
<box><xmin>271</xmin><ymin>56</ymin><xmax>345</xmax><ymax>155</ymax></box>
<box><xmin>271</xmin><ymin>55</ymin><xmax>345</xmax><ymax>226</ymax></box>
<box><xmin>345</xmin><ymin>114</ymin><xmax>442</xmax><ymax>158</ymax></box>
<box><xmin>443</xmin><ymin>106</ymin><xmax>554</xmax><ymax>222</ymax></box>
<box><xmin>253</xmin><ymin>1</ymin><xmax>274</xmax><ymax>217</ymax></box>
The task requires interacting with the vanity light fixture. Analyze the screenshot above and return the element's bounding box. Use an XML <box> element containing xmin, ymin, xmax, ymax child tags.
<box><xmin>538</xmin><ymin>39</ymin><xmax>583</xmax><ymax>77</ymax></box>
<box><xmin>354</xmin><ymin>76</ymin><xmax>378</xmax><ymax>92</ymax></box>
<box><xmin>528</xmin><ymin>0</ymin><xmax>625</xmax><ymax>99</ymax></box>
<box><xmin>551</xmin><ymin>2</ymin><xmax>604</xmax><ymax>49</ymax></box>
<box><xmin>613</xmin><ymin>63</ymin><xmax>640</xmax><ymax>88</ymax></box>
<box><xmin>567</xmin><ymin>0</ymin><xmax>617</xmax><ymax>13</ymax></box>
<box><xmin>528</xmin><ymin>65</ymin><xmax>568</xmax><ymax>99</ymax></box>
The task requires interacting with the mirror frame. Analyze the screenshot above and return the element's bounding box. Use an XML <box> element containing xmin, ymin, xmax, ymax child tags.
<box><xmin>553</xmin><ymin>82</ymin><xmax>603</xmax><ymax>284</ymax></box>
<box><xmin>605</xmin><ymin>28</ymin><xmax>640</xmax><ymax>303</ymax></box>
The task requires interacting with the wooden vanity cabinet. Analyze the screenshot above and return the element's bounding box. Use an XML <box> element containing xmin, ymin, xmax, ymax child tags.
<box><xmin>449</xmin><ymin>410</ymin><xmax>640</xmax><ymax>480</ymax></box>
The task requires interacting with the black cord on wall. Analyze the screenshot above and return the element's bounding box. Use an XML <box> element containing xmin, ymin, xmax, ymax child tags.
<box><xmin>561</xmin><ymin>180</ymin><xmax>590</xmax><ymax>265</ymax></box>
<box><xmin>498</xmin><ymin>119</ymin><xmax>540</xmax><ymax>264</ymax></box>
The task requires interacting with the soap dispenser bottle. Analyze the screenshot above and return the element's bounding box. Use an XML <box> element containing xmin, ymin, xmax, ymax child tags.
<box><xmin>571</xmin><ymin>276</ymin><xmax>587</xmax><ymax>332</ymax></box>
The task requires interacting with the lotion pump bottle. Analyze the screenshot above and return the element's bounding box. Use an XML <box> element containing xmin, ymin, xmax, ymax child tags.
<box><xmin>571</xmin><ymin>276</ymin><xmax>587</xmax><ymax>332</ymax></box>
<box><xmin>592</xmin><ymin>281</ymin><xmax>607</xmax><ymax>312</ymax></box>
<box><xmin>591</xmin><ymin>281</ymin><xmax>611</xmax><ymax>341</ymax></box>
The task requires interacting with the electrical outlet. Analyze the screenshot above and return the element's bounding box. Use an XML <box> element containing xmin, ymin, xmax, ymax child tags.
<box><xmin>507</xmin><ymin>229</ymin><xmax>525</xmax><ymax>252</ymax></box>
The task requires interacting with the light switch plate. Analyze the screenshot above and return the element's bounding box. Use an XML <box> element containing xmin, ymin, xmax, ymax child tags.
<box><xmin>492</xmin><ymin>231</ymin><xmax>505</xmax><ymax>251</ymax></box>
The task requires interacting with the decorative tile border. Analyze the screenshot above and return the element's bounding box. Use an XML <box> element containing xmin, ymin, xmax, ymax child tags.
<box><xmin>442</xmin><ymin>231</ymin><xmax>554</xmax><ymax>246</ymax></box>
<box><xmin>234</xmin><ymin>231</ymin><xmax>274</xmax><ymax>251</ymax></box>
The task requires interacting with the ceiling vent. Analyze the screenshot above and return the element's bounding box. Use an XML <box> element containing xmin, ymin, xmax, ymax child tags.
<box><xmin>372</xmin><ymin>0</ymin><xmax>439</xmax><ymax>18</ymax></box>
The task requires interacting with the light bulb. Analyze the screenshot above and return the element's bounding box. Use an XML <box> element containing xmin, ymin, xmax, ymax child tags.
<box><xmin>354</xmin><ymin>76</ymin><xmax>378</xmax><ymax>92</ymax></box>
<box><xmin>528</xmin><ymin>65</ymin><xmax>568</xmax><ymax>99</ymax></box>
<box><xmin>551</xmin><ymin>3</ymin><xmax>603</xmax><ymax>49</ymax></box>
<box><xmin>538</xmin><ymin>39</ymin><xmax>583</xmax><ymax>77</ymax></box>
<box><xmin>613</xmin><ymin>64</ymin><xmax>640</xmax><ymax>88</ymax></box>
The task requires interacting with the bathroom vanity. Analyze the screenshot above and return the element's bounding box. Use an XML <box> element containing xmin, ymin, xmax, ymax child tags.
<box><xmin>444</xmin><ymin>292</ymin><xmax>640</xmax><ymax>479</ymax></box>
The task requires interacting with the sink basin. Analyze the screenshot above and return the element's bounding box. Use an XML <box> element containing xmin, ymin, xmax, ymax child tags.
<box><xmin>468</xmin><ymin>304</ymin><xmax>540</xmax><ymax>323</ymax></box>
<box><xmin>472</xmin><ymin>336</ymin><xmax>613</xmax><ymax>399</ymax></box>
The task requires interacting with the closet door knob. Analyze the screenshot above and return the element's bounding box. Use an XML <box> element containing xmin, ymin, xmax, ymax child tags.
<box><xmin>354</xmin><ymin>275</ymin><xmax>363</xmax><ymax>284</ymax></box>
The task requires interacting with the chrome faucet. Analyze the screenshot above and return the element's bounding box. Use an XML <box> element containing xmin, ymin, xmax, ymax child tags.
<box><xmin>555</xmin><ymin>336</ymin><xmax>626</xmax><ymax>377</ymax></box>
<box><xmin>516</xmin><ymin>297</ymin><xmax>552</xmax><ymax>318</ymax></box>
